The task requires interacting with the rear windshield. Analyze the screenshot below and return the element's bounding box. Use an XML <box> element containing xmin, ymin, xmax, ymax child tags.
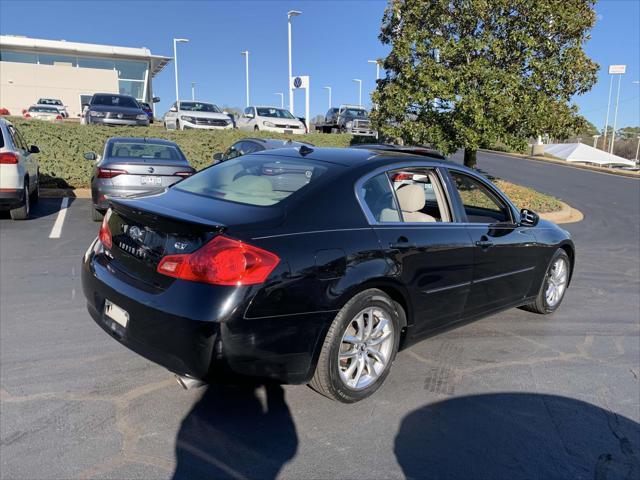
<box><xmin>257</xmin><ymin>108</ymin><xmax>295</xmax><ymax>119</ymax></box>
<box><xmin>92</xmin><ymin>95</ymin><xmax>139</xmax><ymax>108</ymax></box>
<box><xmin>108</xmin><ymin>142</ymin><xmax>184</xmax><ymax>161</ymax></box>
<box><xmin>38</xmin><ymin>99</ymin><xmax>62</xmax><ymax>106</ymax></box>
<box><xmin>176</xmin><ymin>155</ymin><xmax>328</xmax><ymax>206</ymax></box>
<box><xmin>180</xmin><ymin>102</ymin><xmax>220</xmax><ymax>113</ymax></box>
<box><xmin>29</xmin><ymin>106</ymin><xmax>59</xmax><ymax>113</ymax></box>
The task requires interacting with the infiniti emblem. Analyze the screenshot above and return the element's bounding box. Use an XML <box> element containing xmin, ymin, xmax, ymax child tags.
<box><xmin>128</xmin><ymin>226</ymin><xmax>144</xmax><ymax>242</ymax></box>
<box><xmin>117</xmin><ymin>113</ymin><xmax>123</xmax><ymax>119</ymax></box>
<box><xmin>148</xmin><ymin>167</ymin><xmax>155</xmax><ymax>174</ymax></box>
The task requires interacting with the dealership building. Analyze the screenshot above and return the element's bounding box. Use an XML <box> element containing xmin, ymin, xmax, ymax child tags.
<box><xmin>0</xmin><ymin>35</ymin><xmax>171</xmax><ymax>117</ymax></box>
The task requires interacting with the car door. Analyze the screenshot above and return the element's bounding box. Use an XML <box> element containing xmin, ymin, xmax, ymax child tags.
<box><xmin>14</xmin><ymin>128</ymin><xmax>37</xmax><ymax>183</ymax></box>
<box><xmin>7</xmin><ymin>125</ymin><xmax>35</xmax><ymax>190</ymax></box>
<box><xmin>165</xmin><ymin>102</ymin><xmax>178</xmax><ymax>129</ymax></box>
<box><xmin>446</xmin><ymin>169</ymin><xmax>539</xmax><ymax>316</ymax></box>
<box><xmin>359</xmin><ymin>166</ymin><xmax>475</xmax><ymax>335</ymax></box>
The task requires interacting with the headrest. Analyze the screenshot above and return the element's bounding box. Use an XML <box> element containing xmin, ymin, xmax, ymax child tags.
<box><xmin>396</xmin><ymin>184</ymin><xmax>425</xmax><ymax>213</ymax></box>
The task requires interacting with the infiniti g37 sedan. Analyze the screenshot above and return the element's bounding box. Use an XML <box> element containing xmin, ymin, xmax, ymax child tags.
<box><xmin>81</xmin><ymin>146</ymin><xmax>574</xmax><ymax>402</ymax></box>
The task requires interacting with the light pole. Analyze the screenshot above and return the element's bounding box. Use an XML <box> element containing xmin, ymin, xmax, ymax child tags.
<box><xmin>241</xmin><ymin>51</ymin><xmax>250</xmax><ymax>107</ymax></box>
<box><xmin>367</xmin><ymin>59</ymin><xmax>380</xmax><ymax>81</ymax></box>
<box><xmin>323</xmin><ymin>86</ymin><xmax>332</xmax><ymax>109</ymax></box>
<box><xmin>352</xmin><ymin>79</ymin><xmax>362</xmax><ymax>107</ymax></box>
<box><xmin>602</xmin><ymin>74</ymin><xmax>613</xmax><ymax>150</ymax></box>
<box><xmin>287</xmin><ymin>10</ymin><xmax>301</xmax><ymax>115</ymax></box>
<box><xmin>173</xmin><ymin>38</ymin><xmax>189</xmax><ymax>103</ymax></box>
<box><xmin>274</xmin><ymin>92</ymin><xmax>284</xmax><ymax>108</ymax></box>
<box><xmin>609</xmin><ymin>73</ymin><xmax>623</xmax><ymax>154</ymax></box>
<box><xmin>191</xmin><ymin>82</ymin><xmax>195</xmax><ymax>101</ymax></box>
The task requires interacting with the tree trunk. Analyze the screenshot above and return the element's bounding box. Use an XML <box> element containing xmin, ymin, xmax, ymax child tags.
<box><xmin>464</xmin><ymin>148</ymin><xmax>477</xmax><ymax>169</ymax></box>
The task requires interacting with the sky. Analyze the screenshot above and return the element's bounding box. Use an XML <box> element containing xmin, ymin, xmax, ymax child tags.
<box><xmin>0</xmin><ymin>0</ymin><xmax>638</xmax><ymax>129</ymax></box>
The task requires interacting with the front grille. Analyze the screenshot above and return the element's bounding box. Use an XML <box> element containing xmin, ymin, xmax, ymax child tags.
<box><xmin>106</xmin><ymin>112</ymin><xmax>138</xmax><ymax>120</ymax></box>
<box><xmin>275</xmin><ymin>124</ymin><xmax>300</xmax><ymax>129</ymax></box>
<box><xmin>354</xmin><ymin>120</ymin><xmax>371</xmax><ymax>129</ymax></box>
<box><xmin>195</xmin><ymin>118</ymin><xmax>229</xmax><ymax>126</ymax></box>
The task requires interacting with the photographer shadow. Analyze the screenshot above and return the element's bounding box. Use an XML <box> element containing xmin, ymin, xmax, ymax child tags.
<box><xmin>395</xmin><ymin>392</ymin><xmax>639</xmax><ymax>480</ymax></box>
<box><xmin>173</xmin><ymin>381</ymin><xmax>298</xmax><ymax>480</ymax></box>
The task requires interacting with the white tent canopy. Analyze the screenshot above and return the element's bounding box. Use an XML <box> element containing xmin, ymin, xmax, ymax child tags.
<box><xmin>543</xmin><ymin>143</ymin><xmax>635</xmax><ymax>167</ymax></box>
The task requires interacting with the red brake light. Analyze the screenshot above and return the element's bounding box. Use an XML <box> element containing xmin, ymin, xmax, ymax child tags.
<box><xmin>99</xmin><ymin>209</ymin><xmax>113</xmax><ymax>249</ymax></box>
<box><xmin>0</xmin><ymin>152</ymin><xmax>19</xmax><ymax>164</ymax></box>
<box><xmin>392</xmin><ymin>173</ymin><xmax>413</xmax><ymax>181</ymax></box>
<box><xmin>97</xmin><ymin>167</ymin><xmax>127</xmax><ymax>179</ymax></box>
<box><xmin>24</xmin><ymin>113</ymin><xmax>31</xmax><ymax>118</ymax></box>
<box><xmin>56</xmin><ymin>115</ymin><xmax>62</xmax><ymax>120</ymax></box>
<box><xmin>157</xmin><ymin>235</ymin><xmax>280</xmax><ymax>286</ymax></box>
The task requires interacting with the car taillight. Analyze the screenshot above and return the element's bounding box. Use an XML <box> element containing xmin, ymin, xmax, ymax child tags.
<box><xmin>157</xmin><ymin>235</ymin><xmax>280</xmax><ymax>286</ymax></box>
<box><xmin>0</xmin><ymin>152</ymin><xmax>19</xmax><ymax>164</ymax></box>
<box><xmin>24</xmin><ymin>113</ymin><xmax>31</xmax><ymax>118</ymax></box>
<box><xmin>56</xmin><ymin>115</ymin><xmax>62</xmax><ymax>120</ymax></box>
<box><xmin>392</xmin><ymin>173</ymin><xmax>413</xmax><ymax>181</ymax></box>
<box><xmin>97</xmin><ymin>167</ymin><xmax>127</xmax><ymax>179</ymax></box>
<box><xmin>99</xmin><ymin>209</ymin><xmax>113</xmax><ymax>249</ymax></box>
<box><xmin>175</xmin><ymin>171</ymin><xmax>194</xmax><ymax>178</ymax></box>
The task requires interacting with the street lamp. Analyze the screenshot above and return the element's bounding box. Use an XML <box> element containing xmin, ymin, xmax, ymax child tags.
<box><xmin>274</xmin><ymin>92</ymin><xmax>284</xmax><ymax>109</ymax></box>
<box><xmin>367</xmin><ymin>59</ymin><xmax>380</xmax><ymax>81</ymax></box>
<box><xmin>323</xmin><ymin>86</ymin><xmax>332</xmax><ymax>109</ymax></box>
<box><xmin>352</xmin><ymin>79</ymin><xmax>362</xmax><ymax>107</ymax></box>
<box><xmin>191</xmin><ymin>82</ymin><xmax>196</xmax><ymax>101</ymax></box>
<box><xmin>241</xmin><ymin>51</ymin><xmax>250</xmax><ymax>107</ymax></box>
<box><xmin>287</xmin><ymin>10</ymin><xmax>301</xmax><ymax>115</ymax></box>
<box><xmin>173</xmin><ymin>38</ymin><xmax>189</xmax><ymax>103</ymax></box>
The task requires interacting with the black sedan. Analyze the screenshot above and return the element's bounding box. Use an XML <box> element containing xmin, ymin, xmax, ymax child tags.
<box><xmin>81</xmin><ymin>146</ymin><xmax>574</xmax><ymax>402</ymax></box>
<box><xmin>212</xmin><ymin>137</ymin><xmax>314</xmax><ymax>163</ymax></box>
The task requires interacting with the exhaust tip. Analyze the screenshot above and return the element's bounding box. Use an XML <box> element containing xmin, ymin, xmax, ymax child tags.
<box><xmin>175</xmin><ymin>374</ymin><xmax>206</xmax><ymax>390</ymax></box>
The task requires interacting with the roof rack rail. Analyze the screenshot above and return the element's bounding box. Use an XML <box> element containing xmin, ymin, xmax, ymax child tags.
<box><xmin>352</xmin><ymin>143</ymin><xmax>446</xmax><ymax>160</ymax></box>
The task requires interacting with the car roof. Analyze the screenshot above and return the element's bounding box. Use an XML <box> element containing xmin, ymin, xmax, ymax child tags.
<box><xmin>106</xmin><ymin>137</ymin><xmax>179</xmax><ymax>146</ymax></box>
<box><xmin>240</xmin><ymin>138</ymin><xmax>314</xmax><ymax>149</ymax></box>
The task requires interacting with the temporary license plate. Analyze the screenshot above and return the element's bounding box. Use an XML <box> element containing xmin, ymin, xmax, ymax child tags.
<box><xmin>284</xmin><ymin>129</ymin><xmax>293</xmax><ymax>134</ymax></box>
<box><xmin>141</xmin><ymin>176</ymin><xmax>162</xmax><ymax>185</ymax></box>
<box><xmin>104</xmin><ymin>300</ymin><xmax>129</xmax><ymax>328</ymax></box>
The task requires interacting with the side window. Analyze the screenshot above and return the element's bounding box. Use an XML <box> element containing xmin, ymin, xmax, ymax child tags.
<box><xmin>242</xmin><ymin>142</ymin><xmax>264</xmax><ymax>155</ymax></box>
<box><xmin>388</xmin><ymin>169</ymin><xmax>451</xmax><ymax>222</ymax></box>
<box><xmin>450</xmin><ymin>171</ymin><xmax>511</xmax><ymax>224</ymax></box>
<box><xmin>225</xmin><ymin>142</ymin><xmax>244</xmax><ymax>159</ymax></box>
<box><xmin>16</xmin><ymin>129</ymin><xmax>29</xmax><ymax>151</ymax></box>
<box><xmin>360</xmin><ymin>173</ymin><xmax>400</xmax><ymax>223</ymax></box>
<box><xmin>7</xmin><ymin>126</ymin><xmax>25</xmax><ymax>151</ymax></box>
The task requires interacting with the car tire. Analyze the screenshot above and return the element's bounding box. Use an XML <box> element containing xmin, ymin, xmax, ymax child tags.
<box><xmin>30</xmin><ymin>173</ymin><xmax>39</xmax><ymax>204</ymax></box>
<box><xmin>10</xmin><ymin>182</ymin><xmax>30</xmax><ymax>220</ymax></box>
<box><xmin>522</xmin><ymin>248</ymin><xmax>571</xmax><ymax>314</ymax></box>
<box><xmin>309</xmin><ymin>288</ymin><xmax>401</xmax><ymax>403</ymax></box>
<box><xmin>91</xmin><ymin>208</ymin><xmax>104</xmax><ymax>222</ymax></box>
<box><xmin>254</xmin><ymin>125</ymin><xmax>259</xmax><ymax>132</ymax></box>
<box><xmin>175</xmin><ymin>120</ymin><xmax>180</xmax><ymax>131</ymax></box>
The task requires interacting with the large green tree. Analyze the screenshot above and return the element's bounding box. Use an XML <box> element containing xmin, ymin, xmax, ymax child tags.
<box><xmin>371</xmin><ymin>0</ymin><xmax>599</xmax><ymax>167</ymax></box>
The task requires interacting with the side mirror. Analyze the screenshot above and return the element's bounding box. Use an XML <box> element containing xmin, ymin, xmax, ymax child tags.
<box><xmin>170</xmin><ymin>106</ymin><xmax>177</xmax><ymax>112</ymax></box>
<box><xmin>84</xmin><ymin>152</ymin><xmax>97</xmax><ymax>161</ymax></box>
<box><xmin>28</xmin><ymin>145</ymin><xmax>39</xmax><ymax>154</ymax></box>
<box><xmin>246</xmin><ymin>113</ymin><xmax>254</xmax><ymax>119</ymax></box>
<box><xmin>152</xmin><ymin>97</ymin><xmax>161</xmax><ymax>103</ymax></box>
<box><xmin>519</xmin><ymin>208</ymin><xmax>539</xmax><ymax>227</ymax></box>
<box><xmin>212</xmin><ymin>152</ymin><xmax>224</xmax><ymax>163</ymax></box>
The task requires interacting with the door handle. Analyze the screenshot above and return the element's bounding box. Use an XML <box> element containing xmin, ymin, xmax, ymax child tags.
<box><xmin>475</xmin><ymin>239</ymin><xmax>494</xmax><ymax>248</ymax></box>
<box><xmin>389</xmin><ymin>237</ymin><xmax>417</xmax><ymax>249</ymax></box>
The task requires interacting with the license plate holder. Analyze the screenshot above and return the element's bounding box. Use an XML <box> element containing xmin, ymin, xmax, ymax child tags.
<box><xmin>104</xmin><ymin>300</ymin><xmax>129</xmax><ymax>328</ymax></box>
<box><xmin>141</xmin><ymin>176</ymin><xmax>162</xmax><ymax>185</ymax></box>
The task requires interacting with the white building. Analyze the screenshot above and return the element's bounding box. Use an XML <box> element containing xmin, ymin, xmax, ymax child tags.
<box><xmin>0</xmin><ymin>35</ymin><xmax>171</xmax><ymax>117</ymax></box>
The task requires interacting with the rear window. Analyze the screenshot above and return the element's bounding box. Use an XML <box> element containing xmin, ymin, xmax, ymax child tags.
<box><xmin>180</xmin><ymin>102</ymin><xmax>220</xmax><ymax>112</ymax></box>
<box><xmin>108</xmin><ymin>142</ymin><xmax>184</xmax><ymax>161</ymax></box>
<box><xmin>176</xmin><ymin>155</ymin><xmax>328</xmax><ymax>206</ymax></box>
<box><xmin>29</xmin><ymin>106</ymin><xmax>59</xmax><ymax>113</ymax></box>
<box><xmin>92</xmin><ymin>95</ymin><xmax>139</xmax><ymax>108</ymax></box>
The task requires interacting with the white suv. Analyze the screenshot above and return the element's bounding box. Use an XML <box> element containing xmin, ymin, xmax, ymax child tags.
<box><xmin>0</xmin><ymin>118</ymin><xmax>40</xmax><ymax>220</ymax></box>
<box><xmin>163</xmin><ymin>101</ymin><xmax>234</xmax><ymax>130</ymax></box>
<box><xmin>237</xmin><ymin>106</ymin><xmax>305</xmax><ymax>134</ymax></box>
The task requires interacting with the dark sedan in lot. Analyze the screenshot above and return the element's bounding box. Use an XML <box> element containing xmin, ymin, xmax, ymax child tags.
<box><xmin>84</xmin><ymin>93</ymin><xmax>149</xmax><ymax>127</ymax></box>
<box><xmin>82</xmin><ymin>146</ymin><xmax>574</xmax><ymax>402</ymax></box>
<box><xmin>85</xmin><ymin>137</ymin><xmax>195</xmax><ymax>221</ymax></box>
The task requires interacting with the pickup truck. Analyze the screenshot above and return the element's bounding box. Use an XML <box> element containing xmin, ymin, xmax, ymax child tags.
<box><xmin>315</xmin><ymin>105</ymin><xmax>377</xmax><ymax>137</ymax></box>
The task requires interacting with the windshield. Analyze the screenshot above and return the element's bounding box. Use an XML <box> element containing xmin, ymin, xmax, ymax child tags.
<box><xmin>176</xmin><ymin>155</ymin><xmax>328</xmax><ymax>206</ymax></box>
<box><xmin>256</xmin><ymin>108</ymin><xmax>296</xmax><ymax>119</ymax></box>
<box><xmin>180</xmin><ymin>102</ymin><xmax>221</xmax><ymax>113</ymax></box>
<box><xmin>92</xmin><ymin>95</ymin><xmax>139</xmax><ymax>109</ymax></box>
<box><xmin>29</xmin><ymin>106</ymin><xmax>59</xmax><ymax>113</ymax></box>
<box><xmin>108</xmin><ymin>142</ymin><xmax>184</xmax><ymax>161</ymax></box>
<box><xmin>38</xmin><ymin>99</ymin><xmax>62</xmax><ymax>106</ymax></box>
<box><xmin>342</xmin><ymin>108</ymin><xmax>368</xmax><ymax>117</ymax></box>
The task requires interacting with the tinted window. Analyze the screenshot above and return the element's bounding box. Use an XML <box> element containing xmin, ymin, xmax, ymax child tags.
<box><xmin>8</xmin><ymin>126</ymin><xmax>26</xmax><ymax>151</ymax></box>
<box><xmin>29</xmin><ymin>106</ymin><xmax>59</xmax><ymax>113</ymax></box>
<box><xmin>108</xmin><ymin>142</ymin><xmax>183</xmax><ymax>161</ymax></box>
<box><xmin>180</xmin><ymin>102</ymin><xmax>220</xmax><ymax>113</ymax></box>
<box><xmin>176</xmin><ymin>155</ymin><xmax>328</xmax><ymax>206</ymax></box>
<box><xmin>256</xmin><ymin>108</ymin><xmax>295</xmax><ymax>119</ymax></box>
<box><xmin>343</xmin><ymin>108</ymin><xmax>368</xmax><ymax>117</ymax></box>
<box><xmin>38</xmin><ymin>54</ymin><xmax>77</xmax><ymax>66</ymax></box>
<box><xmin>360</xmin><ymin>173</ymin><xmax>399</xmax><ymax>222</ymax></box>
<box><xmin>38</xmin><ymin>99</ymin><xmax>62</xmax><ymax>106</ymax></box>
<box><xmin>0</xmin><ymin>50</ymin><xmax>37</xmax><ymax>63</ymax></box>
<box><xmin>91</xmin><ymin>95</ymin><xmax>139</xmax><ymax>108</ymax></box>
<box><xmin>450</xmin><ymin>171</ymin><xmax>511</xmax><ymax>223</ymax></box>
<box><xmin>78</xmin><ymin>57</ymin><xmax>115</xmax><ymax>70</ymax></box>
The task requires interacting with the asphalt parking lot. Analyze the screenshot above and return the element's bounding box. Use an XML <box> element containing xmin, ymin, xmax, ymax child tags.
<box><xmin>1</xmin><ymin>152</ymin><xmax>639</xmax><ymax>480</ymax></box>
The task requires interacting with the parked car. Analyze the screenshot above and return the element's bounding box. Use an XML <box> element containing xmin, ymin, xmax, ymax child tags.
<box><xmin>139</xmin><ymin>102</ymin><xmax>154</xmax><ymax>123</ymax></box>
<box><xmin>35</xmin><ymin>98</ymin><xmax>68</xmax><ymax>118</ymax></box>
<box><xmin>82</xmin><ymin>145</ymin><xmax>574</xmax><ymax>402</ymax></box>
<box><xmin>0</xmin><ymin>118</ymin><xmax>40</xmax><ymax>220</ymax></box>
<box><xmin>84</xmin><ymin>94</ymin><xmax>149</xmax><ymax>127</ymax></box>
<box><xmin>163</xmin><ymin>101</ymin><xmax>233</xmax><ymax>130</ymax></box>
<box><xmin>85</xmin><ymin>137</ymin><xmax>195</xmax><ymax>221</ymax></box>
<box><xmin>212</xmin><ymin>138</ymin><xmax>314</xmax><ymax>163</ymax></box>
<box><xmin>0</xmin><ymin>108</ymin><xmax>11</xmax><ymax>116</ymax></box>
<box><xmin>315</xmin><ymin>104</ymin><xmax>376</xmax><ymax>137</ymax></box>
<box><xmin>24</xmin><ymin>105</ymin><xmax>64</xmax><ymax>122</ymax></box>
<box><xmin>236</xmin><ymin>106</ymin><xmax>305</xmax><ymax>134</ymax></box>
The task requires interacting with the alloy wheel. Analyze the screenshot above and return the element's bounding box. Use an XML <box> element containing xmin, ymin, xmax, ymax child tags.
<box><xmin>545</xmin><ymin>257</ymin><xmax>568</xmax><ymax>308</ymax></box>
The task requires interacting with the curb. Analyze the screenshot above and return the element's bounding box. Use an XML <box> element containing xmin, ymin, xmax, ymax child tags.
<box><xmin>539</xmin><ymin>201</ymin><xmax>583</xmax><ymax>225</ymax></box>
<box><xmin>481</xmin><ymin>149</ymin><xmax>640</xmax><ymax>179</ymax></box>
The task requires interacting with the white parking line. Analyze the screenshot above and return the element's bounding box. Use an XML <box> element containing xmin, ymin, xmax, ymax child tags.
<box><xmin>48</xmin><ymin>197</ymin><xmax>69</xmax><ymax>239</ymax></box>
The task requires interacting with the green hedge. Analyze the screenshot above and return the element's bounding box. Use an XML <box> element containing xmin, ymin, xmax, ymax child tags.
<box><xmin>8</xmin><ymin>118</ymin><xmax>353</xmax><ymax>188</ymax></box>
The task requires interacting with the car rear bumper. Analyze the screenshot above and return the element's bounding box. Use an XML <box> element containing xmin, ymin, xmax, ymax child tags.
<box><xmin>349</xmin><ymin>129</ymin><xmax>377</xmax><ymax>137</ymax></box>
<box><xmin>88</xmin><ymin>117</ymin><xmax>149</xmax><ymax>127</ymax></box>
<box><xmin>0</xmin><ymin>188</ymin><xmax>25</xmax><ymax>209</ymax></box>
<box><xmin>181</xmin><ymin>121</ymin><xmax>233</xmax><ymax>130</ymax></box>
<box><xmin>82</xmin><ymin>242</ymin><xmax>333</xmax><ymax>383</ymax></box>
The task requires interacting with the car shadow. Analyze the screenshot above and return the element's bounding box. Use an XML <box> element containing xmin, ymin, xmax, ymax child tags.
<box><xmin>394</xmin><ymin>392</ymin><xmax>640</xmax><ymax>480</ymax></box>
<box><xmin>172</xmin><ymin>380</ymin><xmax>298</xmax><ymax>480</ymax></box>
<box><xmin>0</xmin><ymin>196</ymin><xmax>72</xmax><ymax>220</ymax></box>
